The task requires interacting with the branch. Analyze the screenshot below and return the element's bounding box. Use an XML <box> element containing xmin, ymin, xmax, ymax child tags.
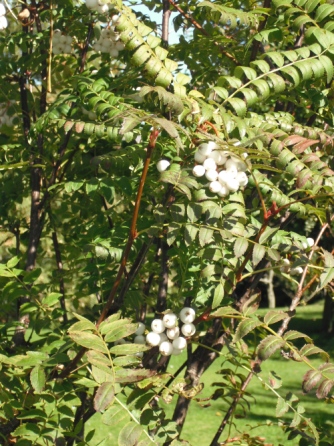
<box><xmin>249</xmin><ymin>0</ymin><xmax>272</xmax><ymax>62</ymax></box>
<box><xmin>59</xmin><ymin>130</ymin><xmax>159</xmax><ymax>378</ymax></box>
<box><xmin>162</xmin><ymin>0</ymin><xmax>171</xmax><ymax>48</ymax></box>
<box><xmin>97</xmin><ymin>129</ymin><xmax>160</xmax><ymax>325</ymax></box>
<box><xmin>51</xmin><ymin>231</ymin><xmax>68</xmax><ymax>324</ymax></box>
<box><xmin>171</xmin><ymin>319</ymin><xmax>225</xmax><ymax>433</ymax></box>
<box><xmin>209</xmin><ymin>371</ymin><xmax>254</xmax><ymax>446</ymax></box>
<box><xmin>277</xmin><ymin>215</ymin><xmax>334</xmax><ymax>337</ymax></box>
<box><xmin>156</xmin><ymin>235</ymin><xmax>169</xmax><ymax>314</ymax></box>
<box><xmin>167</xmin><ymin>0</ymin><xmax>238</xmax><ymax>65</ymax></box>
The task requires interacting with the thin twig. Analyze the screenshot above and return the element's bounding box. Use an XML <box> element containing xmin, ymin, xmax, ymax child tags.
<box><xmin>51</xmin><ymin>231</ymin><xmax>68</xmax><ymax>324</ymax></box>
<box><xmin>209</xmin><ymin>217</ymin><xmax>333</xmax><ymax>443</ymax></box>
<box><xmin>167</xmin><ymin>0</ymin><xmax>238</xmax><ymax>65</ymax></box>
<box><xmin>60</xmin><ymin>130</ymin><xmax>159</xmax><ymax>378</ymax></box>
<box><xmin>277</xmin><ymin>215</ymin><xmax>334</xmax><ymax>337</ymax></box>
<box><xmin>249</xmin><ymin>0</ymin><xmax>272</xmax><ymax>62</ymax></box>
<box><xmin>97</xmin><ymin>129</ymin><xmax>160</xmax><ymax>326</ymax></box>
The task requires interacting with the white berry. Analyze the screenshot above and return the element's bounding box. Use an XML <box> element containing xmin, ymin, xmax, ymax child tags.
<box><xmin>179</xmin><ymin>307</ymin><xmax>196</xmax><ymax>323</ymax></box>
<box><xmin>198</xmin><ymin>143</ymin><xmax>212</xmax><ymax>156</ymax></box>
<box><xmin>208</xmin><ymin>151</ymin><xmax>225</xmax><ymax>165</ymax></box>
<box><xmin>135</xmin><ymin>322</ymin><xmax>145</xmax><ymax>336</ymax></box>
<box><xmin>218</xmin><ymin>170</ymin><xmax>234</xmax><ymax>185</ymax></box>
<box><xmin>134</xmin><ymin>335</ymin><xmax>145</xmax><ymax>344</ymax></box>
<box><xmin>307</xmin><ymin>238</ymin><xmax>314</xmax><ymax>248</ymax></box>
<box><xmin>159</xmin><ymin>332</ymin><xmax>168</xmax><ymax>344</ymax></box>
<box><xmin>151</xmin><ymin>319</ymin><xmax>165</xmax><ymax>333</ymax></box>
<box><xmin>146</xmin><ymin>331</ymin><xmax>161</xmax><ymax>346</ymax></box>
<box><xmin>181</xmin><ymin>323</ymin><xmax>196</xmax><ymax>337</ymax></box>
<box><xmin>163</xmin><ymin>313</ymin><xmax>178</xmax><ymax>328</ymax></box>
<box><xmin>157</xmin><ymin>159</ymin><xmax>170</xmax><ymax>172</ymax></box>
<box><xmin>209</xmin><ymin>181</ymin><xmax>222</xmax><ymax>194</ymax></box>
<box><xmin>167</xmin><ymin>326</ymin><xmax>180</xmax><ymax>340</ymax></box>
<box><xmin>236</xmin><ymin>171</ymin><xmax>248</xmax><ymax>187</ymax></box>
<box><xmin>194</xmin><ymin>150</ymin><xmax>207</xmax><ymax>164</ymax></box>
<box><xmin>225</xmin><ymin>177</ymin><xmax>240</xmax><ymax>192</ymax></box>
<box><xmin>205</xmin><ymin>169</ymin><xmax>218</xmax><ymax>182</ymax></box>
<box><xmin>0</xmin><ymin>16</ymin><xmax>8</xmax><ymax>30</ymax></box>
<box><xmin>172</xmin><ymin>336</ymin><xmax>187</xmax><ymax>350</ymax></box>
<box><xmin>192</xmin><ymin>165</ymin><xmax>206</xmax><ymax>177</ymax></box>
<box><xmin>86</xmin><ymin>0</ymin><xmax>98</xmax><ymax>9</ymax></box>
<box><xmin>203</xmin><ymin>158</ymin><xmax>217</xmax><ymax>171</ymax></box>
<box><xmin>207</xmin><ymin>141</ymin><xmax>219</xmax><ymax>151</ymax></box>
<box><xmin>291</xmin><ymin>266</ymin><xmax>303</xmax><ymax>275</ymax></box>
<box><xmin>218</xmin><ymin>185</ymin><xmax>229</xmax><ymax>197</ymax></box>
<box><xmin>159</xmin><ymin>341</ymin><xmax>174</xmax><ymax>356</ymax></box>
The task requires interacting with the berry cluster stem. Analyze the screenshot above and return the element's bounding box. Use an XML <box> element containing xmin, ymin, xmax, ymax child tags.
<box><xmin>97</xmin><ymin>128</ymin><xmax>159</xmax><ymax>326</ymax></box>
<box><xmin>60</xmin><ymin>129</ymin><xmax>159</xmax><ymax>379</ymax></box>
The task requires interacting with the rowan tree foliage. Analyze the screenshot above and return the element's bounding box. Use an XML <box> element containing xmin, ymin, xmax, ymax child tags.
<box><xmin>0</xmin><ymin>0</ymin><xmax>334</xmax><ymax>444</ymax></box>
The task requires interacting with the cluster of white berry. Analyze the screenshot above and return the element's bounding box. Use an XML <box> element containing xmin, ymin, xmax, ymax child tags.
<box><xmin>133</xmin><ymin>307</ymin><xmax>196</xmax><ymax>357</ymax></box>
<box><xmin>0</xmin><ymin>3</ymin><xmax>7</xmax><ymax>30</ymax></box>
<box><xmin>52</xmin><ymin>30</ymin><xmax>72</xmax><ymax>55</ymax></box>
<box><xmin>280</xmin><ymin>238</ymin><xmax>314</xmax><ymax>275</ymax></box>
<box><xmin>86</xmin><ymin>0</ymin><xmax>110</xmax><ymax>14</ymax></box>
<box><xmin>92</xmin><ymin>21</ymin><xmax>125</xmax><ymax>56</ymax></box>
<box><xmin>0</xmin><ymin>103</ymin><xmax>14</xmax><ymax>127</ymax></box>
<box><xmin>192</xmin><ymin>141</ymin><xmax>248</xmax><ymax>197</ymax></box>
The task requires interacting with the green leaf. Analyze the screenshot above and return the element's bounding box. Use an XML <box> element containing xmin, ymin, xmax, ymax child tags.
<box><xmin>64</xmin><ymin>181</ymin><xmax>84</xmax><ymax>193</ymax></box>
<box><xmin>212</xmin><ymin>281</ymin><xmax>225</xmax><ymax>309</ymax></box>
<box><xmin>69</xmin><ymin>331</ymin><xmax>108</xmax><ymax>353</ymax></box>
<box><xmin>226</xmin><ymin>98</ymin><xmax>247</xmax><ymax>117</ymax></box>
<box><xmin>257</xmin><ymin>335</ymin><xmax>285</xmax><ymax>360</ymax></box>
<box><xmin>299</xmin><ymin>344</ymin><xmax>329</xmax><ymax>361</ymax></box>
<box><xmin>115</xmin><ymin>368</ymin><xmax>155</xmax><ymax>383</ymax></box>
<box><xmin>86</xmin><ymin>350</ymin><xmax>112</xmax><ymax>375</ymax></box>
<box><xmin>94</xmin><ymin>382</ymin><xmax>115</xmax><ymax>412</ymax></box>
<box><xmin>6</xmin><ymin>256</ymin><xmax>21</xmax><ymax>268</ymax></box>
<box><xmin>198</xmin><ymin>227</ymin><xmax>213</xmax><ymax>247</ymax></box>
<box><xmin>42</xmin><ymin>292</ymin><xmax>62</xmax><ymax>307</ymax></box>
<box><xmin>99</xmin><ymin>314</ymin><xmax>121</xmax><ymax>333</ymax></box>
<box><xmin>268</xmin><ymin>371</ymin><xmax>282</xmax><ymax>389</ymax></box>
<box><xmin>104</xmin><ymin>323</ymin><xmax>139</xmax><ymax>343</ymax></box>
<box><xmin>234</xmin><ymin>318</ymin><xmax>263</xmax><ymax>342</ymax></box>
<box><xmin>184</xmin><ymin>224</ymin><xmax>199</xmax><ymax>246</ymax></box>
<box><xmin>69</xmin><ymin>313</ymin><xmax>97</xmax><ymax>332</ymax></box>
<box><xmin>102</xmin><ymin>405</ymin><xmax>129</xmax><ymax>427</ymax></box>
<box><xmin>252</xmin><ymin>243</ymin><xmax>266</xmax><ymax>267</ymax></box>
<box><xmin>12</xmin><ymin>423</ymin><xmax>40</xmax><ymax>439</ymax></box>
<box><xmin>210</xmin><ymin>306</ymin><xmax>241</xmax><ymax>317</ymax></box>
<box><xmin>283</xmin><ymin>330</ymin><xmax>312</xmax><ymax>343</ymax></box>
<box><xmin>316</xmin><ymin>378</ymin><xmax>334</xmax><ymax>399</ymax></box>
<box><xmin>315</xmin><ymin>3</ymin><xmax>334</xmax><ymax>22</ymax></box>
<box><xmin>264</xmin><ymin>310</ymin><xmax>289</xmax><ymax>325</ymax></box>
<box><xmin>30</xmin><ymin>366</ymin><xmax>46</xmax><ymax>393</ymax></box>
<box><xmin>259</xmin><ymin>227</ymin><xmax>279</xmax><ymax>245</ymax></box>
<box><xmin>302</xmin><ymin>369</ymin><xmax>322</xmax><ymax>392</ymax></box>
<box><xmin>118</xmin><ymin>422</ymin><xmax>143</xmax><ymax>446</ymax></box>
<box><xmin>319</xmin><ymin>267</ymin><xmax>334</xmax><ymax>289</ymax></box>
<box><xmin>276</xmin><ymin>396</ymin><xmax>289</xmax><ymax>417</ymax></box>
<box><xmin>109</xmin><ymin>344</ymin><xmax>149</xmax><ymax>356</ymax></box>
<box><xmin>23</xmin><ymin>268</ymin><xmax>42</xmax><ymax>284</ymax></box>
<box><xmin>234</xmin><ymin>238</ymin><xmax>249</xmax><ymax>258</ymax></box>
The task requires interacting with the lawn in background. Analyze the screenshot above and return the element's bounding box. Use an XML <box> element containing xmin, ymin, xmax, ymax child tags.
<box><xmin>86</xmin><ymin>302</ymin><xmax>333</xmax><ymax>445</ymax></box>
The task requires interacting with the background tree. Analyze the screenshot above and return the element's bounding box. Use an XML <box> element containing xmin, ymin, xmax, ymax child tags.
<box><xmin>0</xmin><ymin>0</ymin><xmax>334</xmax><ymax>445</ymax></box>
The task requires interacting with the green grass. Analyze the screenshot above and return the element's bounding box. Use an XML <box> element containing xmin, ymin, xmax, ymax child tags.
<box><xmin>86</xmin><ymin>303</ymin><xmax>334</xmax><ymax>445</ymax></box>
